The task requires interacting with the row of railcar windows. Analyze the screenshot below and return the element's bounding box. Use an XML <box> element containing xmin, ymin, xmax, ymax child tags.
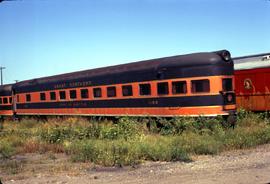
<box><xmin>0</xmin><ymin>97</ymin><xmax>12</xmax><ymax>104</ymax></box>
<box><xmin>22</xmin><ymin>79</ymin><xmax>210</xmax><ymax>102</ymax></box>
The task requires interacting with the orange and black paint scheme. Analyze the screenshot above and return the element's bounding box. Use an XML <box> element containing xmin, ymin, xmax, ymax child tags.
<box><xmin>1</xmin><ymin>50</ymin><xmax>236</xmax><ymax>120</ymax></box>
<box><xmin>0</xmin><ymin>84</ymin><xmax>13</xmax><ymax>117</ymax></box>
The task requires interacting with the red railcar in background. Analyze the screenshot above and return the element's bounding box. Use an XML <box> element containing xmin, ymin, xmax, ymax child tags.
<box><xmin>234</xmin><ymin>53</ymin><xmax>270</xmax><ymax>111</ymax></box>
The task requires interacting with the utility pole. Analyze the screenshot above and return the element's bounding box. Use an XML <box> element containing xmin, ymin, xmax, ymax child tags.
<box><xmin>0</xmin><ymin>66</ymin><xmax>5</xmax><ymax>85</ymax></box>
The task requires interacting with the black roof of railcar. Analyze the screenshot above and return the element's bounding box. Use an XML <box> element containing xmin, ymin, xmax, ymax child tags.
<box><xmin>14</xmin><ymin>50</ymin><xmax>232</xmax><ymax>92</ymax></box>
<box><xmin>0</xmin><ymin>84</ymin><xmax>12</xmax><ymax>96</ymax></box>
<box><xmin>234</xmin><ymin>52</ymin><xmax>270</xmax><ymax>70</ymax></box>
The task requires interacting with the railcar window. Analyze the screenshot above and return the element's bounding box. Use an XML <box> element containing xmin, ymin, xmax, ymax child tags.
<box><xmin>40</xmin><ymin>93</ymin><xmax>46</xmax><ymax>101</ymax></box>
<box><xmin>172</xmin><ymin>81</ymin><xmax>187</xmax><ymax>94</ymax></box>
<box><xmin>122</xmin><ymin>85</ymin><xmax>133</xmax><ymax>96</ymax></box>
<box><xmin>17</xmin><ymin>95</ymin><xmax>20</xmax><ymax>102</ymax></box>
<box><xmin>0</xmin><ymin>98</ymin><xmax>2</xmax><ymax>104</ymax></box>
<box><xmin>191</xmin><ymin>79</ymin><xmax>210</xmax><ymax>93</ymax></box>
<box><xmin>158</xmin><ymin>82</ymin><xmax>169</xmax><ymax>95</ymax></box>
<box><xmin>93</xmin><ymin>88</ymin><xmax>102</xmax><ymax>98</ymax></box>
<box><xmin>139</xmin><ymin>84</ymin><xmax>151</xmax><ymax>96</ymax></box>
<box><xmin>3</xmin><ymin>98</ymin><xmax>8</xmax><ymax>104</ymax></box>
<box><xmin>26</xmin><ymin>94</ymin><xmax>31</xmax><ymax>102</ymax></box>
<box><xmin>59</xmin><ymin>91</ymin><xmax>66</xmax><ymax>100</ymax></box>
<box><xmin>50</xmin><ymin>92</ymin><xmax>56</xmax><ymax>100</ymax></box>
<box><xmin>222</xmin><ymin>78</ymin><xmax>233</xmax><ymax>91</ymax></box>
<box><xmin>107</xmin><ymin>87</ymin><xmax>116</xmax><ymax>97</ymax></box>
<box><xmin>80</xmin><ymin>89</ymin><xmax>89</xmax><ymax>99</ymax></box>
<box><xmin>70</xmin><ymin>90</ymin><xmax>77</xmax><ymax>99</ymax></box>
<box><xmin>9</xmin><ymin>97</ymin><xmax>12</xmax><ymax>104</ymax></box>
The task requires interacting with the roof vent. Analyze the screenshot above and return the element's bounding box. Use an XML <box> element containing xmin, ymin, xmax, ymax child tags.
<box><xmin>262</xmin><ymin>55</ymin><xmax>270</xmax><ymax>61</ymax></box>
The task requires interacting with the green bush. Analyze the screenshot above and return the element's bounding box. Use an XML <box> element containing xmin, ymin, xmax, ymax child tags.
<box><xmin>99</xmin><ymin>117</ymin><xmax>142</xmax><ymax>140</ymax></box>
<box><xmin>223</xmin><ymin>126</ymin><xmax>270</xmax><ymax>150</ymax></box>
<box><xmin>138</xmin><ymin>136</ymin><xmax>173</xmax><ymax>161</ymax></box>
<box><xmin>0</xmin><ymin>141</ymin><xmax>15</xmax><ymax>159</ymax></box>
<box><xmin>40</xmin><ymin>126</ymin><xmax>74</xmax><ymax>143</ymax></box>
<box><xmin>39</xmin><ymin>117</ymin><xmax>142</xmax><ymax>143</ymax></box>
<box><xmin>171</xmin><ymin>117</ymin><xmax>195</xmax><ymax>134</ymax></box>
<box><xmin>143</xmin><ymin>136</ymin><xmax>191</xmax><ymax>162</ymax></box>
<box><xmin>66</xmin><ymin>139</ymin><xmax>141</xmax><ymax>166</ymax></box>
<box><xmin>66</xmin><ymin>135</ymin><xmax>191</xmax><ymax>166</ymax></box>
<box><xmin>157</xmin><ymin>116</ymin><xmax>224</xmax><ymax>136</ymax></box>
<box><xmin>171</xmin><ymin>133</ymin><xmax>222</xmax><ymax>155</ymax></box>
<box><xmin>116</xmin><ymin>117</ymin><xmax>142</xmax><ymax>140</ymax></box>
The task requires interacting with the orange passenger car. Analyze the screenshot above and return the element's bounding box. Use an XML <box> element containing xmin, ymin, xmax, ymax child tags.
<box><xmin>0</xmin><ymin>84</ymin><xmax>13</xmax><ymax>117</ymax></box>
<box><xmin>11</xmin><ymin>50</ymin><xmax>236</xmax><ymax>118</ymax></box>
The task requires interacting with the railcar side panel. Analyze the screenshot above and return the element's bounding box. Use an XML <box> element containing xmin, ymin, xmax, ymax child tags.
<box><xmin>16</xmin><ymin>106</ymin><xmax>230</xmax><ymax>117</ymax></box>
<box><xmin>235</xmin><ymin>68</ymin><xmax>270</xmax><ymax>111</ymax></box>
<box><xmin>15</xmin><ymin>75</ymin><xmax>235</xmax><ymax>117</ymax></box>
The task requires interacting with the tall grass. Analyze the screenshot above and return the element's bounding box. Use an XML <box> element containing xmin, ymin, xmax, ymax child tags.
<box><xmin>0</xmin><ymin>141</ymin><xmax>15</xmax><ymax>159</ymax></box>
<box><xmin>1</xmin><ymin>112</ymin><xmax>270</xmax><ymax>167</ymax></box>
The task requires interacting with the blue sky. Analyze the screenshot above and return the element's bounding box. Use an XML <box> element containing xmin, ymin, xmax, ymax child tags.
<box><xmin>0</xmin><ymin>0</ymin><xmax>269</xmax><ymax>84</ymax></box>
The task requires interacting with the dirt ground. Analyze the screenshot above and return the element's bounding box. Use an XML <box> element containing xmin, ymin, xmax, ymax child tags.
<box><xmin>1</xmin><ymin>144</ymin><xmax>270</xmax><ymax>184</ymax></box>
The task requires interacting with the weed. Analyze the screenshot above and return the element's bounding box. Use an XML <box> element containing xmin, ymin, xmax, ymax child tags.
<box><xmin>1</xmin><ymin>113</ymin><xmax>270</xmax><ymax>167</ymax></box>
<box><xmin>19</xmin><ymin>139</ymin><xmax>65</xmax><ymax>154</ymax></box>
<box><xmin>0</xmin><ymin>141</ymin><xmax>15</xmax><ymax>159</ymax></box>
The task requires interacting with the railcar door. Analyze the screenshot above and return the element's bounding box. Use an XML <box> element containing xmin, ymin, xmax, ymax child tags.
<box><xmin>12</xmin><ymin>89</ymin><xmax>16</xmax><ymax>115</ymax></box>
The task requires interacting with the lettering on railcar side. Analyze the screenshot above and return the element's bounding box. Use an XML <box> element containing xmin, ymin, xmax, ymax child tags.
<box><xmin>58</xmin><ymin>102</ymin><xmax>88</xmax><ymax>108</ymax></box>
<box><xmin>69</xmin><ymin>81</ymin><xmax>92</xmax><ymax>88</ymax></box>
<box><xmin>148</xmin><ymin>100</ymin><xmax>159</xmax><ymax>105</ymax></box>
<box><xmin>54</xmin><ymin>81</ymin><xmax>92</xmax><ymax>89</ymax></box>
<box><xmin>54</xmin><ymin>83</ymin><xmax>67</xmax><ymax>89</ymax></box>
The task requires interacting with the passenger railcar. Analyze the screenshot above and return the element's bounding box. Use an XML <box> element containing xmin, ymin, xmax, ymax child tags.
<box><xmin>234</xmin><ymin>53</ymin><xmax>270</xmax><ymax>111</ymax></box>
<box><xmin>11</xmin><ymin>50</ymin><xmax>235</xmax><ymax>118</ymax></box>
<box><xmin>0</xmin><ymin>84</ymin><xmax>13</xmax><ymax>116</ymax></box>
